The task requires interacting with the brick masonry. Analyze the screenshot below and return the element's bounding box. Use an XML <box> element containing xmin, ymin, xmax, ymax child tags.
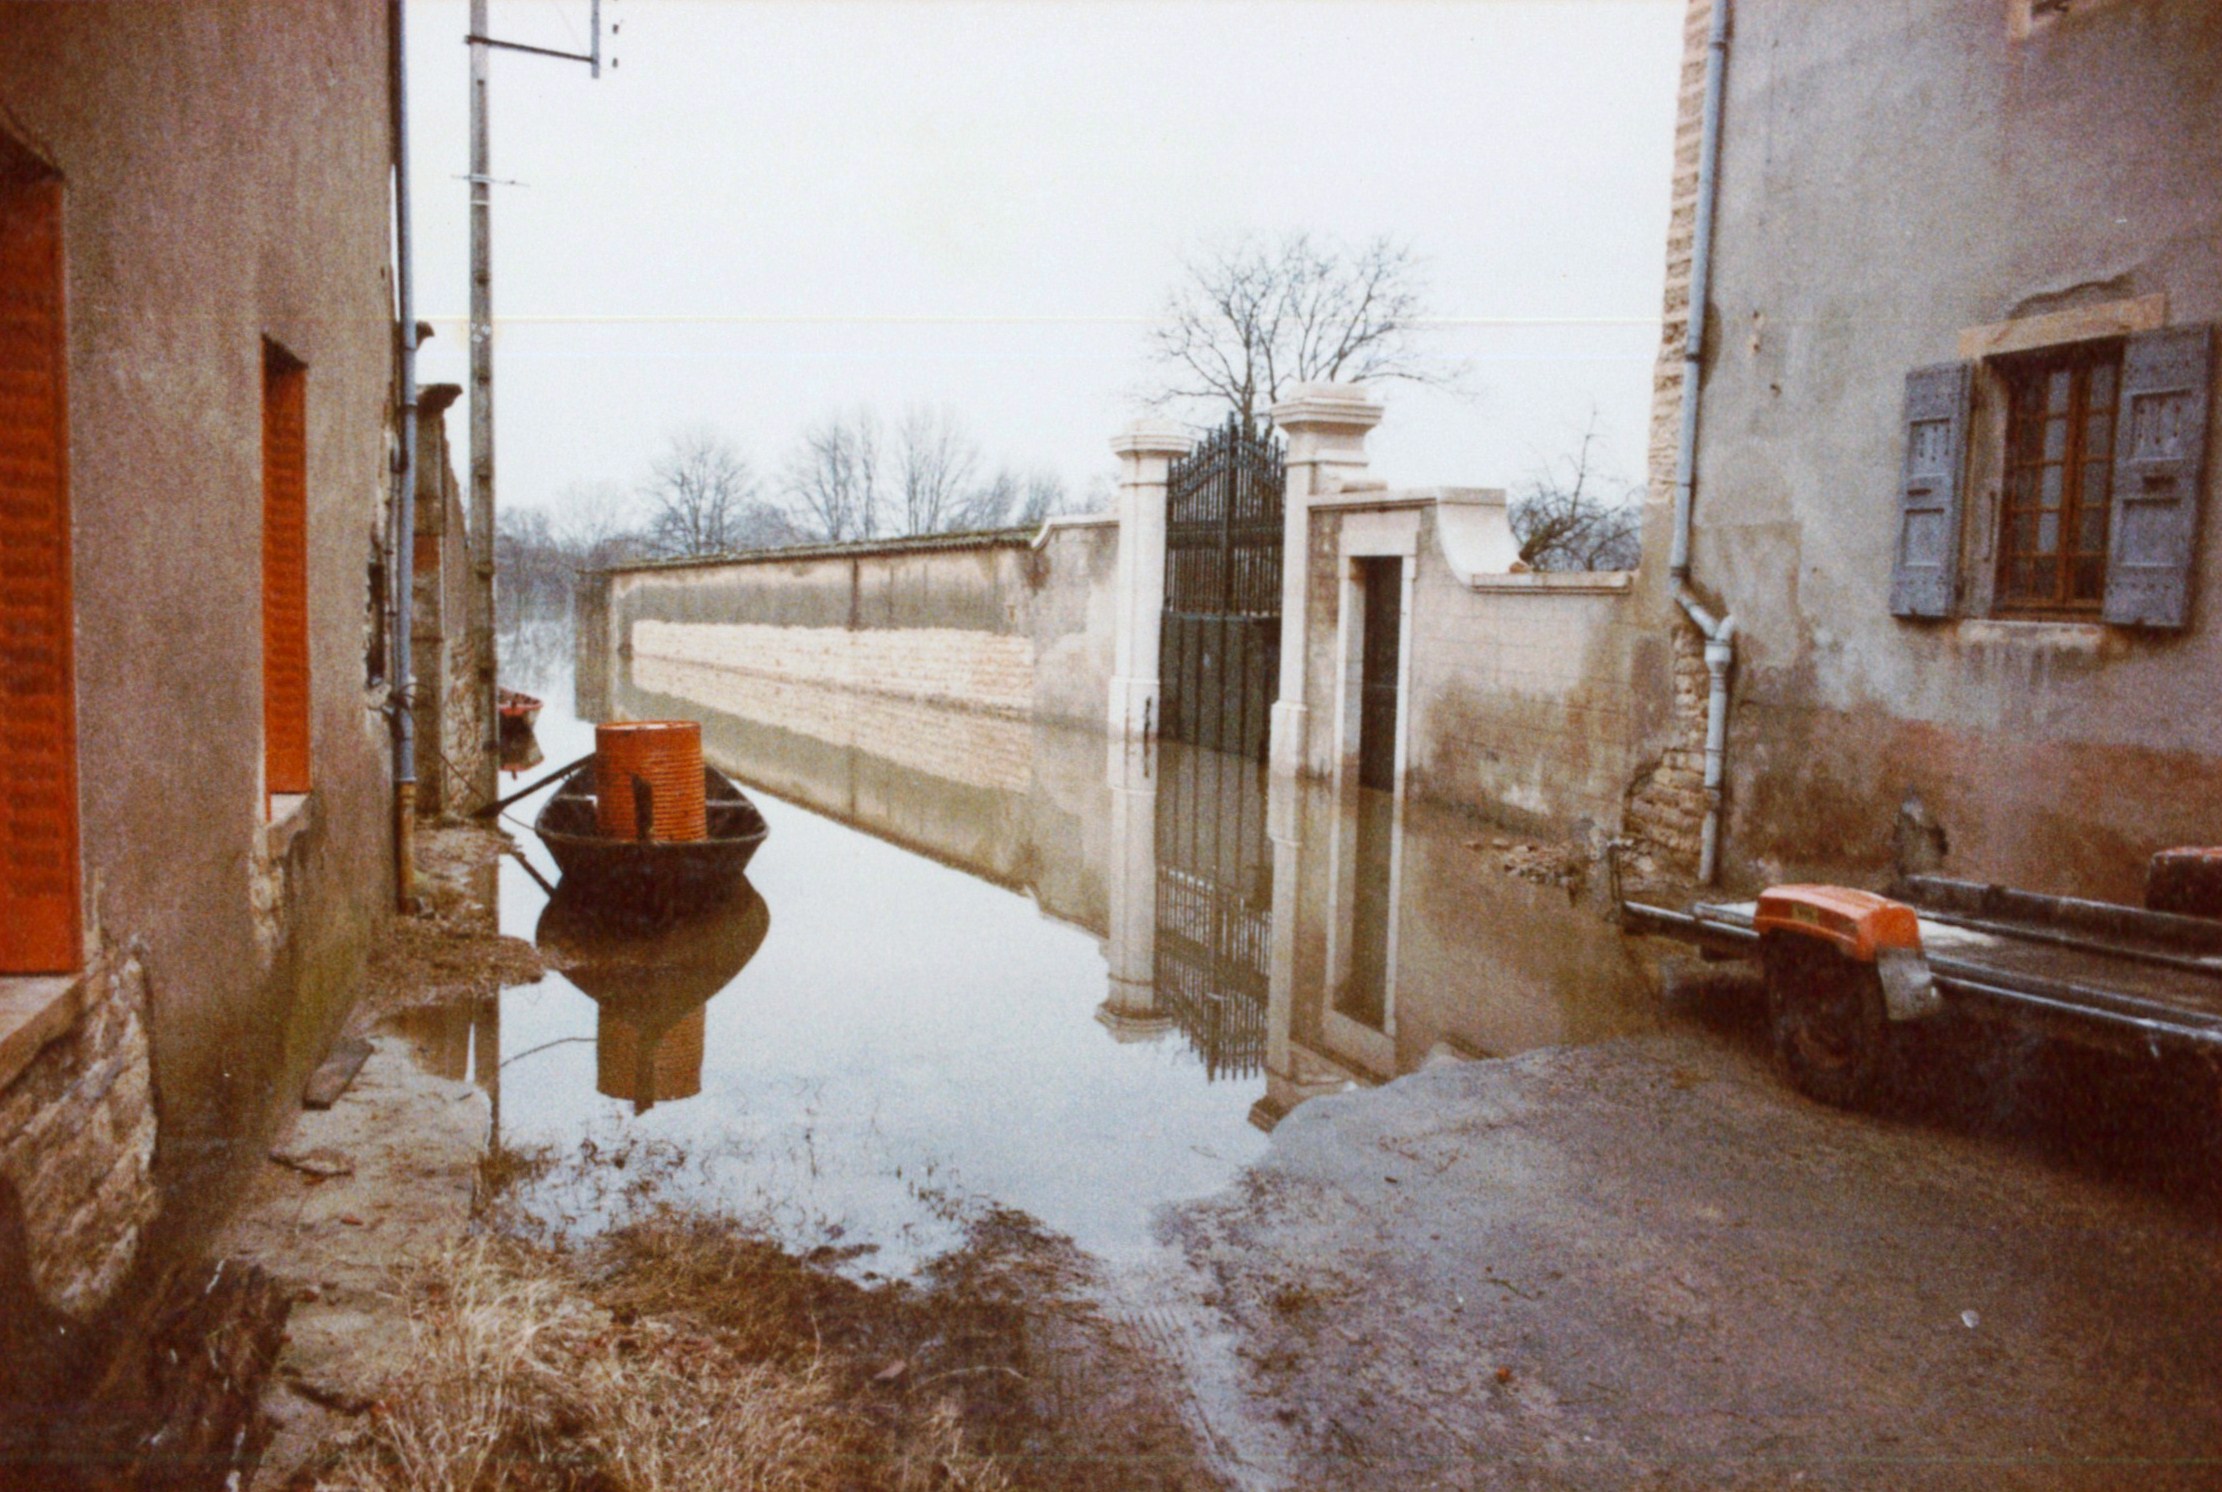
<box><xmin>634</xmin><ymin>619</ymin><xmax>1038</xmax><ymax>719</ymax></box>
<box><xmin>1622</xmin><ymin>0</ymin><xmax>1714</xmax><ymax>883</ymax></box>
<box><xmin>0</xmin><ymin>951</ymin><xmax>159</xmax><ymax>1316</ymax></box>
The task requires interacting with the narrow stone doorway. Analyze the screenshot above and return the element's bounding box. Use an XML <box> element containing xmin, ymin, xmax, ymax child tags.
<box><xmin>1355</xmin><ymin>556</ymin><xmax>1403</xmax><ymax>793</ymax></box>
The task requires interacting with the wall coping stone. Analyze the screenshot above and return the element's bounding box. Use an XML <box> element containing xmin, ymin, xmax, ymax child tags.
<box><xmin>596</xmin><ymin>525</ymin><xmax>1042</xmax><ymax>577</ymax></box>
<box><xmin>1030</xmin><ymin>511</ymin><xmax>1119</xmax><ymax>550</ymax></box>
<box><xmin>0</xmin><ymin>974</ymin><xmax>87</xmax><ymax>1094</ymax></box>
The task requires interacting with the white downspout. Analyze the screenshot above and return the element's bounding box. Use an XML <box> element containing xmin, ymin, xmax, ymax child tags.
<box><xmin>1670</xmin><ymin>0</ymin><xmax>1733</xmax><ymax>885</ymax></box>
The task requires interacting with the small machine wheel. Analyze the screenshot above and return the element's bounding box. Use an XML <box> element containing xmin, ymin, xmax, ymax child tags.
<box><xmin>1763</xmin><ymin>935</ymin><xmax>1891</xmax><ymax>1109</ymax></box>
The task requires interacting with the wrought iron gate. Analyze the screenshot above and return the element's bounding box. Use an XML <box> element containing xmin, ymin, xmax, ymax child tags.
<box><xmin>1159</xmin><ymin>417</ymin><xmax>1285</xmax><ymax>762</ymax></box>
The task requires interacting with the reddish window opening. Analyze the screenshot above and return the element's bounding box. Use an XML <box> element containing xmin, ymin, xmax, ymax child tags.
<box><xmin>1997</xmin><ymin>341</ymin><xmax>2121</xmax><ymax>614</ymax></box>
<box><xmin>262</xmin><ymin>344</ymin><xmax>310</xmax><ymax>801</ymax></box>
<box><xmin>0</xmin><ymin>168</ymin><xmax>81</xmax><ymax>975</ymax></box>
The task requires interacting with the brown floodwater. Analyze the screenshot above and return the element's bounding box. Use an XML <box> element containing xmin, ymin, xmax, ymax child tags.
<box><xmin>421</xmin><ymin>644</ymin><xmax>1658</xmax><ymax>1276</ymax></box>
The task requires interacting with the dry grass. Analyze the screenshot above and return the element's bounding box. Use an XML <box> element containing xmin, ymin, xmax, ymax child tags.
<box><xmin>299</xmin><ymin>1228</ymin><xmax>1010</xmax><ymax>1492</ymax></box>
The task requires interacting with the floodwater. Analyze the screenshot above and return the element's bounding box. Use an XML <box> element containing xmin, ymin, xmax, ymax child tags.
<box><xmin>408</xmin><ymin>640</ymin><xmax>1658</xmax><ymax>1276</ymax></box>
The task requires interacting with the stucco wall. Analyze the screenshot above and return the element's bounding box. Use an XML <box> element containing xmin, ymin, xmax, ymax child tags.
<box><xmin>1678</xmin><ymin>0</ymin><xmax>2222</xmax><ymax>898</ymax></box>
<box><xmin>600</xmin><ymin>519</ymin><xmax>1119</xmax><ymax>731</ymax></box>
<box><xmin>1292</xmin><ymin>501</ymin><xmax>1653</xmax><ymax>841</ymax></box>
<box><xmin>0</xmin><ymin>2</ymin><xmax>395</xmax><ymax>1260</ymax></box>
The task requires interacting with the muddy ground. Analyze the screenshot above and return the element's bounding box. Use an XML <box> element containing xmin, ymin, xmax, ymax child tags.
<box><xmin>1164</xmin><ymin>974</ymin><xmax>2222</xmax><ymax>1490</ymax></box>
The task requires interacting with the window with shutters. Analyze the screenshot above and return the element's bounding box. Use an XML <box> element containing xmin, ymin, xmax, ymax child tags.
<box><xmin>262</xmin><ymin>343</ymin><xmax>310</xmax><ymax>806</ymax></box>
<box><xmin>1889</xmin><ymin>324</ymin><xmax>2211</xmax><ymax>630</ymax></box>
<box><xmin>0</xmin><ymin>163</ymin><xmax>80</xmax><ymax>975</ymax></box>
<box><xmin>1996</xmin><ymin>342</ymin><xmax>2120</xmax><ymax>615</ymax></box>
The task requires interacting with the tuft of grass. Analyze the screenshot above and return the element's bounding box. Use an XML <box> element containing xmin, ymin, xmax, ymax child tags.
<box><xmin>302</xmin><ymin>1231</ymin><xmax>1009</xmax><ymax>1492</ymax></box>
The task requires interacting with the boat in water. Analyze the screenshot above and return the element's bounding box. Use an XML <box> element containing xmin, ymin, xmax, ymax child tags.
<box><xmin>533</xmin><ymin>759</ymin><xmax>769</xmax><ymax>912</ymax></box>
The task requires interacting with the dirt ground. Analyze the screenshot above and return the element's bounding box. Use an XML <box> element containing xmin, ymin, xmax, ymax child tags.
<box><xmin>1163</xmin><ymin>973</ymin><xmax>2222</xmax><ymax>1491</ymax></box>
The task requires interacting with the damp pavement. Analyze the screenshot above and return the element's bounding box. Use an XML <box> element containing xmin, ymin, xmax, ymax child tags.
<box><xmin>373</xmin><ymin>654</ymin><xmax>2222</xmax><ymax>1488</ymax></box>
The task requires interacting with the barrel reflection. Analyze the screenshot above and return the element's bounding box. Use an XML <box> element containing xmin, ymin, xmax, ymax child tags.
<box><xmin>533</xmin><ymin>879</ymin><xmax>771</xmax><ymax>1114</ymax></box>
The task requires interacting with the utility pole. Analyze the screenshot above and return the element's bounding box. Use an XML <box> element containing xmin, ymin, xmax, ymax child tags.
<box><xmin>465</xmin><ymin>0</ymin><xmax>603</xmax><ymax>789</ymax></box>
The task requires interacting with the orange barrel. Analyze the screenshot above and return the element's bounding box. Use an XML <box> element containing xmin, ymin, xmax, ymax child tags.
<box><xmin>595</xmin><ymin>721</ymin><xmax>708</xmax><ymax>842</ymax></box>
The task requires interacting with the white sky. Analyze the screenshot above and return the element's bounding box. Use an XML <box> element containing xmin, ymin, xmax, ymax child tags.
<box><xmin>404</xmin><ymin>0</ymin><xmax>1684</xmax><ymax>516</ymax></box>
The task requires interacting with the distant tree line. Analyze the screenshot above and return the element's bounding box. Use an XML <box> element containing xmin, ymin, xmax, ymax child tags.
<box><xmin>495</xmin><ymin>404</ymin><xmax>1101</xmax><ymax>630</ymax></box>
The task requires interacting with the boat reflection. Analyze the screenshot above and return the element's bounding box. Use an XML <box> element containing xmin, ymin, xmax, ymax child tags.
<box><xmin>500</xmin><ymin>729</ymin><xmax>544</xmax><ymax>776</ymax></box>
<box><xmin>533</xmin><ymin>879</ymin><xmax>772</xmax><ymax>1114</ymax></box>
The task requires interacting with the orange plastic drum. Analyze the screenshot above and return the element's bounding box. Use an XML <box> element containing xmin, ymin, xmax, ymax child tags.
<box><xmin>594</xmin><ymin>721</ymin><xmax>708</xmax><ymax>842</ymax></box>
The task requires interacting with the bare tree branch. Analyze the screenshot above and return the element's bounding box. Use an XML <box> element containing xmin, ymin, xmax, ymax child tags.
<box><xmin>895</xmin><ymin>405</ymin><xmax>984</xmax><ymax>535</ymax></box>
<box><xmin>1145</xmin><ymin>232</ymin><xmax>1457</xmax><ymax>427</ymax></box>
<box><xmin>1507</xmin><ymin>411</ymin><xmax>1642</xmax><ymax>573</ymax></box>
<box><xmin>778</xmin><ymin>407</ymin><xmax>885</xmax><ymax>543</ymax></box>
<box><xmin>639</xmin><ymin>427</ymin><xmax>785</xmax><ymax>559</ymax></box>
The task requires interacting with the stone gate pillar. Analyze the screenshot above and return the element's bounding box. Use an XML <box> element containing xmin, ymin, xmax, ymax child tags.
<box><xmin>1106</xmin><ymin>421</ymin><xmax>1193</xmax><ymax>743</ymax></box>
<box><xmin>1267</xmin><ymin>383</ymin><xmax>1384</xmax><ymax>776</ymax></box>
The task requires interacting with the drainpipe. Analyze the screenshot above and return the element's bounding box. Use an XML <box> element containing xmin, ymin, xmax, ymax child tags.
<box><xmin>391</xmin><ymin>0</ymin><xmax>420</xmax><ymax>910</ymax></box>
<box><xmin>1668</xmin><ymin>0</ymin><xmax>1734</xmax><ymax>885</ymax></box>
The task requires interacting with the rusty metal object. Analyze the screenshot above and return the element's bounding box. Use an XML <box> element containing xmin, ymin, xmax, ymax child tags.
<box><xmin>594</xmin><ymin>721</ymin><xmax>707</xmax><ymax>842</ymax></box>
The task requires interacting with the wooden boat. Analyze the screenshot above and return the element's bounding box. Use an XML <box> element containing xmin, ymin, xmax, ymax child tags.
<box><xmin>498</xmin><ymin>686</ymin><xmax>543</xmax><ymax>735</ymax></box>
<box><xmin>534</xmin><ymin>760</ymin><xmax>769</xmax><ymax>911</ymax></box>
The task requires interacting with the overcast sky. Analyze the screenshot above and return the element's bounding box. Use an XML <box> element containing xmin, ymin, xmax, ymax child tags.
<box><xmin>404</xmin><ymin>0</ymin><xmax>1684</xmax><ymax>518</ymax></box>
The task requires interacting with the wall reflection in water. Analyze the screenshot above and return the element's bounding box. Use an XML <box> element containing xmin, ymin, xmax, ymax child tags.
<box><xmin>611</xmin><ymin>654</ymin><xmax>1658</xmax><ymax>1138</ymax></box>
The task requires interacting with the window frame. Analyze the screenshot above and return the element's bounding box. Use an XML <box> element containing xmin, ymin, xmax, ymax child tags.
<box><xmin>1990</xmin><ymin>338</ymin><xmax>2124</xmax><ymax>619</ymax></box>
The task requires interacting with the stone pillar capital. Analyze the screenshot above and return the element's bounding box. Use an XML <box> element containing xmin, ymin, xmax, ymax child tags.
<box><xmin>1110</xmin><ymin>420</ymin><xmax>1194</xmax><ymax>467</ymax></box>
<box><xmin>1269</xmin><ymin>382</ymin><xmax>1385</xmax><ymax>467</ymax></box>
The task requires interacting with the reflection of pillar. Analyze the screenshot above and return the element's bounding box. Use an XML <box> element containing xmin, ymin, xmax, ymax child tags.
<box><xmin>1097</xmin><ymin>743</ymin><xmax>1172</xmax><ymax>1042</ymax></box>
<box><xmin>1266</xmin><ymin>384</ymin><xmax>1383</xmax><ymax>777</ymax></box>
<box><xmin>1251</xmin><ymin>768</ymin><xmax>1310</xmax><ymax>1128</ymax></box>
<box><xmin>1106</xmin><ymin>422</ymin><xmax>1192</xmax><ymax>743</ymax></box>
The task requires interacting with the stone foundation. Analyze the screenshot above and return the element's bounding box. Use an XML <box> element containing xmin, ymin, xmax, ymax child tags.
<box><xmin>0</xmin><ymin>952</ymin><xmax>160</xmax><ymax>1316</ymax></box>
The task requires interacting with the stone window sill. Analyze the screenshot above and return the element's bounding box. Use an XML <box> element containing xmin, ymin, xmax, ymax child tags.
<box><xmin>0</xmin><ymin>971</ymin><xmax>87</xmax><ymax>1093</ymax></box>
<box><xmin>265</xmin><ymin>790</ymin><xmax>317</xmax><ymax>853</ymax></box>
<box><xmin>1463</xmin><ymin>571</ymin><xmax>1635</xmax><ymax>595</ymax></box>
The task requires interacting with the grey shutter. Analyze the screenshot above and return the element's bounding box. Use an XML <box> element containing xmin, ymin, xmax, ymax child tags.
<box><xmin>1889</xmin><ymin>362</ymin><xmax>1972</xmax><ymax>619</ymax></box>
<box><xmin>2103</xmin><ymin>325</ymin><xmax>2211</xmax><ymax>630</ymax></box>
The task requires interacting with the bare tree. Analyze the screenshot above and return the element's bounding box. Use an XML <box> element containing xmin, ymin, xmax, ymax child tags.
<box><xmin>640</xmin><ymin>428</ymin><xmax>775</xmax><ymax>559</ymax></box>
<box><xmin>1508</xmin><ymin>414</ymin><xmax>1643</xmax><ymax>573</ymax></box>
<box><xmin>967</xmin><ymin>465</ymin><xmax>1073</xmax><ymax>529</ymax></box>
<box><xmin>1146</xmin><ymin>232</ymin><xmax>1458</xmax><ymax>428</ymax></box>
<box><xmin>895</xmin><ymin>405</ymin><xmax>985</xmax><ymax>534</ymax></box>
<box><xmin>551</xmin><ymin>480</ymin><xmax>646</xmax><ymax>572</ymax></box>
<box><xmin>779</xmin><ymin>407</ymin><xmax>884</xmax><ymax>543</ymax></box>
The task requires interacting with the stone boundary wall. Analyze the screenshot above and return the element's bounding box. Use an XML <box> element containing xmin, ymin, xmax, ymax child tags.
<box><xmin>599</xmin><ymin>519</ymin><xmax>1118</xmax><ymax>731</ymax></box>
<box><xmin>635</xmin><ymin>621</ymin><xmax>1036</xmax><ymax>718</ymax></box>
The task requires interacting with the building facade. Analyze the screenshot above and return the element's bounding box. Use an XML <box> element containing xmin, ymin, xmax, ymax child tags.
<box><xmin>0</xmin><ymin>3</ymin><xmax>400</xmax><ymax>1312</ymax></box>
<box><xmin>1626</xmin><ymin>0</ymin><xmax>2222</xmax><ymax>901</ymax></box>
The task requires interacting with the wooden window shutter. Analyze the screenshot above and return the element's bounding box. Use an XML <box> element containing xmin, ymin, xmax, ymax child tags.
<box><xmin>2102</xmin><ymin>325</ymin><xmax>2211</xmax><ymax>630</ymax></box>
<box><xmin>0</xmin><ymin>174</ymin><xmax>80</xmax><ymax>974</ymax></box>
<box><xmin>262</xmin><ymin>346</ymin><xmax>310</xmax><ymax>795</ymax></box>
<box><xmin>1888</xmin><ymin>362</ymin><xmax>1972</xmax><ymax>619</ymax></box>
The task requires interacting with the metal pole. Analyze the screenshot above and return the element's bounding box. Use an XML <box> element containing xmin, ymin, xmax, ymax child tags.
<box><xmin>469</xmin><ymin>0</ymin><xmax>499</xmax><ymax>789</ymax></box>
<box><xmin>392</xmin><ymin>0</ymin><xmax>420</xmax><ymax>909</ymax></box>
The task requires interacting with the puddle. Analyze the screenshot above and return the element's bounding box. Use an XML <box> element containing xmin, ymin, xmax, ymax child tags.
<box><xmin>398</xmin><ymin>644</ymin><xmax>1657</xmax><ymax>1278</ymax></box>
